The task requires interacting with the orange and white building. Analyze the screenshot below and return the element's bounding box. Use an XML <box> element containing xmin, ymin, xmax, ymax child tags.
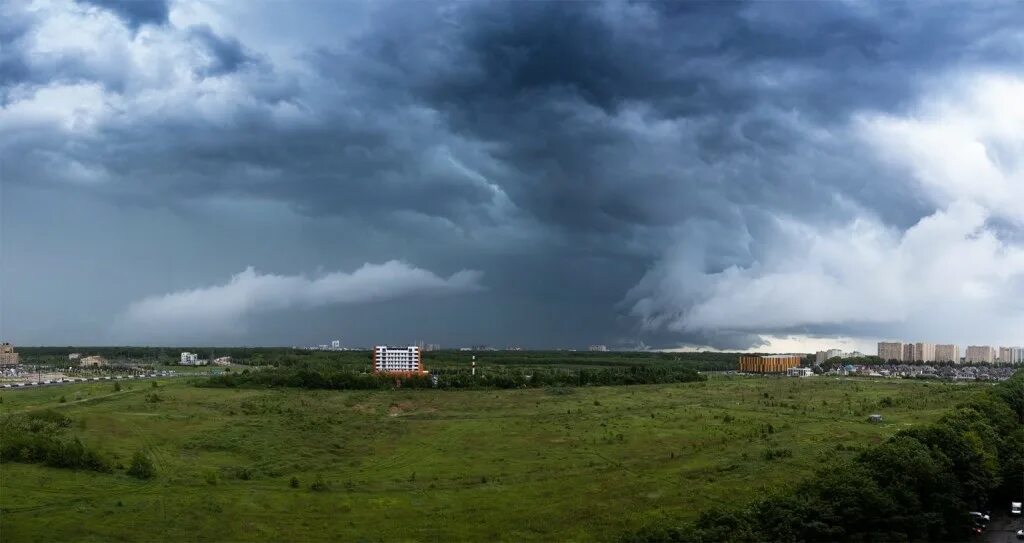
<box><xmin>738</xmin><ymin>354</ymin><xmax>802</xmax><ymax>374</ymax></box>
<box><xmin>373</xmin><ymin>346</ymin><xmax>424</xmax><ymax>374</ymax></box>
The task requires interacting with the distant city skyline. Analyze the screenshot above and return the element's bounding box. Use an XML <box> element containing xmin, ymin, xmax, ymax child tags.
<box><xmin>2</xmin><ymin>1</ymin><xmax>1023</xmax><ymax>350</ymax></box>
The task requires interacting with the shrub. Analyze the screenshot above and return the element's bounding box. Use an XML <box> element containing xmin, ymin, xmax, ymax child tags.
<box><xmin>233</xmin><ymin>466</ymin><xmax>253</xmax><ymax>480</ymax></box>
<box><xmin>113</xmin><ymin>382</ymin><xmax>122</xmax><ymax>392</ymax></box>
<box><xmin>762</xmin><ymin>447</ymin><xmax>793</xmax><ymax>461</ymax></box>
<box><xmin>290</xmin><ymin>476</ymin><xmax>300</xmax><ymax>488</ymax></box>
<box><xmin>127</xmin><ymin>450</ymin><xmax>155</xmax><ymax>479</ymax></box>
<box><xmin>310</xmin><ymin>475</ymin><xmax>328</xmax><ymax>492</ymax></box>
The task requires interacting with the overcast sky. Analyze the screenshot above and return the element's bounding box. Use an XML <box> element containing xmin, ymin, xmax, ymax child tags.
<box><xmin>2</xmin><ymin>0</ymin><xmax>1023</xmax><ymax>351</ymax></box>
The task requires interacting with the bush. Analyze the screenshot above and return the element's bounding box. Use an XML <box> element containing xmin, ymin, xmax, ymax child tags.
<box><xmin>310</xmin><ymin>475</ymin><xmax>328</xmax><ymax>492</ymax></box>
<box><xmin>113</xmin><ymin>382</ymin><xmax>122</xmax><ymax>392</ymax></box>
<box><xmin>290</xmin><ymin>476</ymin><xmax>300</xmax><ymax>488</ymax></box>
<box><xmin>127</xmin><ymin>450</ymin><xmax>155</xmax><ymax>479</ymax></box>
<box><xmin>232</xmin><ymin>466</ymin><xmax>253</xmax><ymax>480</ymax></box>
<box><xmin>0</xmin><ymin>412</ymin><xmax>112</xmax><ymax>473</ymax></box>
<box><xmin>761</xmin><ymin>447</ymin><xmax>793</xmax><ymax>461</ymax></box>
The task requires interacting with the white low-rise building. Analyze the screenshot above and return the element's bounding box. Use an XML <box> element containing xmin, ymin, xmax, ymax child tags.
<box><xmin>787</xmin><ymin>367</ymin><xmax>814</xmax><ymax>377</ymax></box>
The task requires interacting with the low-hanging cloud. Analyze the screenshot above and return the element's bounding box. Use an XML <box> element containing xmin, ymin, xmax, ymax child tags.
<box><xmin>114</xmin><ymin>261</ymin><xmax>483</xmax><ymax>340</ymax></box>
<box><xmin>628</xmin><ymin>73</ymin><xmax>1024</xmax><ymax>347</ymax></box>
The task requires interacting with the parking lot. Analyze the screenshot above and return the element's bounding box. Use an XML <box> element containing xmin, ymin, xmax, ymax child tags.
<box><xmin>0</xmin><ymin>371</ymin><xmax>179</xmax><ymax>389</ymax></box>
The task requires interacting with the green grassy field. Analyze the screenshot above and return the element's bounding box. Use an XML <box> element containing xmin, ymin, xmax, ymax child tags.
<box><xmin>0</xmin><ymin>376</ymin><xmax>986</xmax><ymax>542</ymax></box>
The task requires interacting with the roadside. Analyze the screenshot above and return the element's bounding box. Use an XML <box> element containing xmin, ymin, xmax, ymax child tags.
<box><xmin>983</xmin><ymin>515</ymin><xmax>1023</xmax><ymax>543</ymax></box>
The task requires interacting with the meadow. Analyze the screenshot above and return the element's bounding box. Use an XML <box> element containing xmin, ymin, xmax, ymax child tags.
<box><xmin>0</xmin><ymin>376</ymin><xmax>987</xmax><ymax>541</ymax></box>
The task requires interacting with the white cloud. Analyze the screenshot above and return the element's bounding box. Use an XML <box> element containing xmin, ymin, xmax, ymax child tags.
<box><xmin>114</xmin><ymin>261</ymin><xmax>483</xmax><ymax>339</ymax></box>
<box><xmin>858</xmin><ymin>74</ymin><xmax>1024</xmax><ymax>226</ymax></box>
<box><xmin>629</xmin><ymin>73</ymin><xmax>1024</xmax><ymax>349</ymax></box>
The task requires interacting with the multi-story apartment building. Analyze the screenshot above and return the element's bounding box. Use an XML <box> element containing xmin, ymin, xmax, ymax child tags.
<box><xmin>180</xmin><ymin>352</ymin><xmax>205</xmax><ymax>366</ymax></box>
<box><xmin>914</xmin><ymin>343</ymin><xmax>936</xmax><ymax>363</ymax></box>
<box><xmin>902</xmin><ymin>343</ymin><xmax>917</xmax><ymax>363</ymax></box>
<box><xmin>877</xmin><ymin>342</ymin><xmax>903</xmax><ymax>362</ymax></box>
<box><xmin>997</xmin><ymin>347</ymin><xmax>1024</xmax><ymax>364</ymax></box>
<box><xmin>964</xmin><ymin>345</ymin><xmax>995</xmax><ymax>364</ymax></box>
<box><xmin>814</xmin><ymin>349</ymin><xmax>845</xmax><ymax>365</ymax></box>
<box><xmin>935</xmin><ymin>344</ymin><xmax>960</xmax><ymax>363</ymax></box>
<box><xmin>0</xmin><ymin>342</ymin><xmax>20</xmax><ymax>367</ymax></box>
<box><xmin>373</xmin><ymin>346</ymin><xmax>424</xmax><ymax>373</ymax></box>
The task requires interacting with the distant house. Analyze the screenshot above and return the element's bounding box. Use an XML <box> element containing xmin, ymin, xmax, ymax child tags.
<box><xmin>80</xmin><ymin>356</ymin><xmax>108</xmax><ymax>367</ymax></box>
<box><xmin>68</xmin><ymin>353</ymin><xmax>82</xmax><ymax>360</ymax></box>
<box><xmin>212</xmin><ymin>356</ymin><xmax>232</xmax><ymax>366</ymax></box>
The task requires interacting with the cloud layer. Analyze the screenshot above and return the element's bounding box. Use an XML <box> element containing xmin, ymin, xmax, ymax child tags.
<box><xmin>115</xmin><ymin>262</ymin><xmax>483</xmax><ymax>341</ymax></box>
<box><xmin>2</xmin><ymin>1</ymin><xmax>1023</xmax><ymax>348</ymax></box>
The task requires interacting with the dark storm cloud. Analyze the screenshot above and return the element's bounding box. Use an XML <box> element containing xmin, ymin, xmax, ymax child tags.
<box><xmin>4</xmin><ymin>0</ymin><xmax>1024</xmax><ymax>348</ymax></box>
<box><xmin>77</xmin><ymin>0</ymin><xmax>169</xmax><ymax>29</ymax></box>
<box><xmin>188</xmin><ymin>25</ymin><xmax>256</xmax><ymax>77</ymax></box>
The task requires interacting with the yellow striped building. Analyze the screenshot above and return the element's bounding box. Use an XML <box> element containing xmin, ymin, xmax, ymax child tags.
<box><xmin>738</xmin><ymin>354</ymin><xmax>802</xmax><ymax>374</ymax></box>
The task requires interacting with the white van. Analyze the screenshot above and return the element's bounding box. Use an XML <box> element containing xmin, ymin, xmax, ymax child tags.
<box><xmin>1012</xmin><ymin>501</ymin><xmax>1022</xmax><ymax>516</ymax></box>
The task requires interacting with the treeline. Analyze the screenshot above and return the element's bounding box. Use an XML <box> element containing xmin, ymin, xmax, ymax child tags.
<box><xmin>626</xmin><ymin>370</ymin><xmax>1024</xmax><ymax>542</ymax></box>
<box><xmin>0</xmin><ymin>410</ymin><xmax>111</xmax><ymax>473</ymax></box>
<box><xmin>16</xmin><ymin>347</ymin><xmax>740</xmax><ymax>372</ymax></box>
<box><xmin>200</xmin><ymin>365</ymin><xmax>706</xmax><ymax>390</ymax></box>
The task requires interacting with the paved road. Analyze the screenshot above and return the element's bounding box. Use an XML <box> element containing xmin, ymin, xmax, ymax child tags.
<box><xmin>984</xmin><ymin>515</ymin><xmax>1023</xmax><ymax>543</ymax></box>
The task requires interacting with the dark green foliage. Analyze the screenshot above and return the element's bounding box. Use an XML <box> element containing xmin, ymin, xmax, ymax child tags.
<box><xmin>625</xmin><ymin>369</ymin><xmax>1024</xmax><ymax>542</ymax></box>
<box><xmin>290</xmin><ymin>476</ymin><xmax>299</xmax><ymax>488</ymax></box>
<box><xmin>127</xmin><ymin>450</ymin><xmax>155</xmax><ymax>479</ymax></box>
<box><xmin>113</xmin><ymin>382</ymin><xmax>121</xmax><ymax>392</ymax></box>
<box><xmin>760</xmin><ymin>447</ymin><xmax>792</xmax><ymax>461</ymax></box>
<box><xmin>310</xmin><ymin>475</ymin><xmax>328</xmax><ymax>492</ymax></box>
<box><xmin>0</xmin><ymin>412</ymin><xmax>111</xmax><ymax>473</ymax></box>
<box><xmin>201</xmin><ymin>365</ymin><xmax>706</xmax><ymax>391</ymax></box>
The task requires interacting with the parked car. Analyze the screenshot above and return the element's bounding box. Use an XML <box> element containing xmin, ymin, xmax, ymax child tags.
<box><xmin>1016</xmin><ymin>528</ymin><xmax>1023</xmax><ymax>540</ymax></box>
<box><xmin>969</xmin><ymin>511</ymin><xmax>990</xmax><ymax>523</ymax></box>
<box><xmin>1011</xmin><ymin>501</ymin><xmax>1022</xmax><ymax>515</ymax></box>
